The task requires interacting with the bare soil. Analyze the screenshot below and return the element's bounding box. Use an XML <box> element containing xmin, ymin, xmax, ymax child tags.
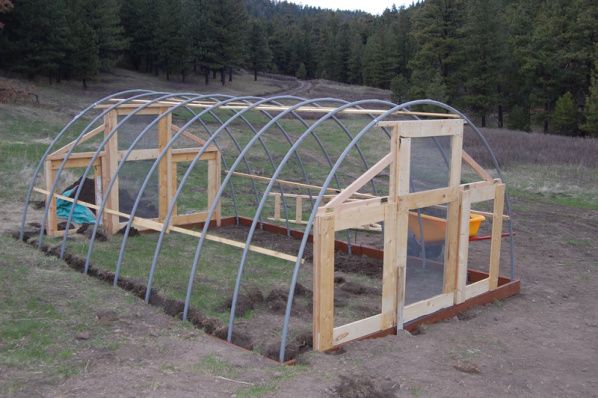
<box><xmin>5</xmin><ymin>194</ymin><xmax>597</xmax><ymax>397</ymax></box>
<box><xmin>1</xmin><ymin>69</ymin><xmax>597</xmax><ymax>396</ymax></box>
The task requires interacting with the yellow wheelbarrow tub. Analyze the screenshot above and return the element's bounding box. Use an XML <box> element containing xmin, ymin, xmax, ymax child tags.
<box><xmin>408</xmin><ymin>212</ymin><xmax>486</xmax><ymax>243</ymax></box>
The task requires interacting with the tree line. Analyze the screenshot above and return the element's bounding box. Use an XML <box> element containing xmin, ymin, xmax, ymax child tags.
<box><xmin>0</xmin><ymin>0</ymin><xmax>597</xmax><ymax>135</ymax></box>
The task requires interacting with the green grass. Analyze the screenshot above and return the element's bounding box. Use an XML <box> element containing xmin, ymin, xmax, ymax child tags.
<box><xmin>565</xmin><ymin>238</ymin><xmax>592</xmax><ymax>248</ymax></box>
<box><xmin>0</xmin><ymin>237</ymin><xmax>128</xmax><ymax>395</ymax></box>
<box><xmin>192</xmin><ymin>354</ymin><xmax>240</xmax><ymax>378</ymax></box>
<box><xmin>58</xmin><ymin>231</ymin><xmax>294</xmax><ymax>322</ymax></box>
<box><xmin>504</xmin><ymin>163</ymin><xmax>598</xmax><ymax>210</ymax></box>
<box><xmin>236</xmin><ymin>364</ymin><xmax>307</xmax><ymax>398</ymax></box>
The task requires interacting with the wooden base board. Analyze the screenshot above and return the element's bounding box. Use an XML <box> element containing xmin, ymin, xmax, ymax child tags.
<box><xmin>163</xmin><ymin>215</ymin><xmax>520</xmax><ymax>353</ymax></box>
<box><xmin>334</xmin><ymin>276</ymin><xmax>520</xmax><ymax>347</ymax></box>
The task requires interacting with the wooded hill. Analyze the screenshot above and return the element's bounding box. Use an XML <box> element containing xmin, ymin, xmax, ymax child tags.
<box><xmin>0</xmin><ymin>0</ymin><xmax>597</xmax><ymax>136</ymax></box>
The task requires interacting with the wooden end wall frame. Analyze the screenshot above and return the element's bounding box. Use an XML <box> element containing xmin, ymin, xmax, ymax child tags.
<box><xmin>43</xmin><ymin>106</ymin><xmax>221</xmax><ymax>236</ymax></box>
<box><xmin>312</xmin><ymin>118</ymin><xmax>508</xmax><ymax>352</ymax></box>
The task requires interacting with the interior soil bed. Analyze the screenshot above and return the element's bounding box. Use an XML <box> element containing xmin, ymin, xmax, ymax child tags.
<box><xmin>13</xmin><ymin>217</ymin><xmax>519</xmax><ymax>363</ymax></box>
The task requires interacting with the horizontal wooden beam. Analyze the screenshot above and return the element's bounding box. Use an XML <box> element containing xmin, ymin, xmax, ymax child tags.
<box><xmin>172</xmin><ymin>212</ymin><xmax>208</xmax><ymax>225</ymax></box>
<box><xmin>333</xmin><ymin>313</ymin><xmax>384</xmax><ymax>346</ymax></box>
<box><xmin>100</xmin><ymin>99</ymin><xmax>462</xmax><ymax>119</ymax></box>
<box><xmin>403</xmin><ymin>292</ymin><xmax>454</xmax><ymax>323</ymax></box>
<box><xmin>33</xmin><ymin>187</ymin><xmax>299</xmax><ymax>263</ymax></box>
<box><xmin>48</xmin><ymin>147</ymin><xmax>216</xmax><ymax>165</ymax></box>
<box><xmin>229</xmin><ymin>171</ymin><xmax>376</xmax><ymax>200</ymax></box>
<box><xmin>49</xmin><ymin>156</ymin><xmax>101</xmax><ymax>169</ymax></box>
<box><xmin>377</xmin><ymin>119</ymin><xmax>464</xmax><ymax>138</ymax></box>
<box><xmin>398</xmin><ymin>186</ymin><xmax>459</xmax><ymax>210</ymax></box>
<box><xmin>333</xmin><ymin>200</ymin><xmax>387</xmax><ymax>231</ymax></box>
<box><xmin>465</xmin><ymin>278</ymin><xmax>490</xmax><ymax>301</ymax></box>
<box><xmin>171</xmin><ymin>147</ymin><xmax>217</xmax><ymax>162</ymax></box>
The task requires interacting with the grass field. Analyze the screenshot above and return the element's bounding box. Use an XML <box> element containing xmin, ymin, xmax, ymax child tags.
<box><xmin>1</xmin><ymin>69</ymin><xmax>597</xmax><ymax>397</ymax></box>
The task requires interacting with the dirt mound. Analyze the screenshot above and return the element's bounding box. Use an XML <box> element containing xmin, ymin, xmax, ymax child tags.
<box><xmin>265</xmin><ymin>284</ymin><xmax>310</xmax><ymax>314</ymax></box>
<box><xmin>64</xmin><ymin>177</ymin><xmax>96</xmax><ymax>212</ymax></box>
<box><xmin>333</xmin><ymin>374</ymin><xmax>399</xmax><ymax>398</ymax></box>
<box><xmin>336</xmin><ymin>252</ymin><xmax>383</xmax><ymax>278</ymax></box>
<box><xmin>218</xmin><ymin>289</ymin><xmax>263</xmax><ymax>318</ymax></box>
<box><xmin>340</xmin><ymin>281</ymin><xmax>380</xmax><ymax>296</ymax></box>
<box><xmin>264</xmin><ymin>330</ymin><xmax>312</xmax><ymax>362</ymax></box>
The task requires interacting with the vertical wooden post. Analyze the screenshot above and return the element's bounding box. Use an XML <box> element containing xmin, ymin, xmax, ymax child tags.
<box><xmin>295</xmin><ymin>196</ymin><xmax>303</xmax><ymax>223</ymax></box>
<box><xmin>102</xmin><ymin>110</ymin><xmax>119</xmax><ymax>234</ymax></box>
<box><xmin>44</xmin><ymin>159</ymin><xmax>58</xmax><ymax>236</ymax></box>
<box><xmin>383</xmin><ymin>126</ymin><xmax>412</xmax><ymax>330</ymax></box>
<box><xmin>312</xmin><ymin>211</ymin><xmax>335</xmax><ymax>351</ymax></box>
<box><xmin>94</xmin><ymin>162</ymin><xmax>102</xmax><ymax>208</ymax></box>
<box><xmin>488</xmin><ymin>184</ymin><xmax>505</xmax><ymax>289</ymax></box>
<box><xmin>442</xmin><ymin>132</ymin><xmax>463</xmax><ymax>294</ymax></box>
<box><xmin>273</xmin><ymin>193</ymin><xmax>281</xmax><ymax>220</ymax></box>
<box><xmin>207</xmin><ymin>150</ymin><xmax>221</xmax><ymax>226</ymax></box>
<box><xmin>395</xmin><ymin>135</ymin><xmax>411</xmax><ymax>329</ymax></box>
<box><xmin>158</xmin><ymin>109</ymin><xmax>173</xmax><ymax>226</ymax></box>
<box><xmin>381</xmin><ymin>203</ymin><xmax>397</xmax><ymax>329</ymax></box>
<box><xmin>455</xmin><ymin>188</ymin><xmax>471</xmax><ymax>304</ymax></box>
<box><xmin>171</xmin><ymin>162</ymin><xmax>178</xmax><ymax>220</ymax></box>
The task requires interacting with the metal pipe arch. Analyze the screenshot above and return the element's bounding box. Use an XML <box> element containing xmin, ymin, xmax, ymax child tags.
<box><xmin>35</xmin><ymin>91</ymin><xmax>167</xmax><ymax>250</ymax></box>
<box><xmin>19</xmin><ymin>89</ymin><xmax>155</xmax><ymax>241</ymax></box>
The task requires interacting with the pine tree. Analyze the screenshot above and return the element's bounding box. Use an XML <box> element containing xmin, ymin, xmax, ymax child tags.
<box><xmin>85</xmin><ymin>0</ymin><xmax>127</xmax><ymax>72</ymax></box>
<box><xmin>296</xmin><ymin>62</ymin><xmax>307</xmax><ymax>80</ymax></box>
<box><xmin>222</xmin><ymin>0</ymin><xmax>248</xmax><ymax>82</ymax></box>
<box><xmin>551</xmin><ymin>92</ymin><xmax>578</xmax><ymax>134</ymax></box>
<box><xmin>335</xmin><ymin>24</ymin><xmax>351</xmax><ymax>83</ymax></box>
<box><xmin>390</xmin><ymin>74</ymin><xmax>409</xmax><ymax>103</ymax></box>
<box><xmin>347</xmin><ymin>31</ymin><xmax>364</xmax><ymax>84</ymax></box>
<box><xmin>68</xmin><ymin>21</ymin><xmax>99</xmax><ymax>88</ymax></box>
<box><xmin>408</xmin><ymin>0</ymin><xmax>465</xmax><ymax>102</ymax></box>
<box><xmin>247</xmin><ymin>20</ymin><xmax>271</xmax><ymax>81</ymax></box>
<box><xmin>0</xmin><ymin>0</ymin><xmax>12</xmax><ymax>30</ymax></box>
<box><xmin>581</xmin><ymin>63</ymin><xmax>598</xmax><ymax>136</ymax></box>
<box><xmin>120</xmin><ymin>0</ymin><xmax>158</xmax><ymax>72</ymax></box>
<box><xmin>155</xmin><ymin>0</ymin><xmax>188</xmax><ymax>80</ymax></box>
<box><xmin>459</xmin><ymin>0</ymin><xmax>503</xmax><ymax>127</ymax></box>
<box><xmin>362</xmin><ymin>32</ymin><xmax>385</xmax><ymax>88</ymax></box>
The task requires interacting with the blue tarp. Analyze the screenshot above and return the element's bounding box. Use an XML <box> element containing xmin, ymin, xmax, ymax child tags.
<box><xmin>56</xmin><ymin>188</ymin><xmax>96</xmax><ymax>225</ymax></box>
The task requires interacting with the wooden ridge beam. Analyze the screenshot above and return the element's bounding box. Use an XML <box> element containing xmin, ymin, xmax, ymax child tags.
<box><xmin>99</xmin><ymin>98</ymin><xmax>462</xmax><ymax>118</ymax></box>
